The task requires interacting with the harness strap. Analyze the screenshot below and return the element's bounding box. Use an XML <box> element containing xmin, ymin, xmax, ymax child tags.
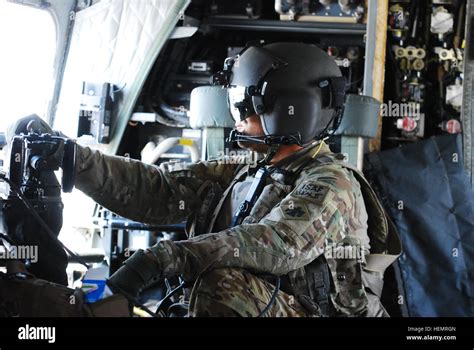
<box><xmin>304</xmin><ymin>255</ymin><xmax>334</xmax><ymax>316</ymax></box>
<box><xmin>231</xmin><ymin>167</ymin><xmax>270</xmax><ymax>227</ymax></box>
<box><xmin>206</xmin><ymin>164</ymin><xmax>250</xmax><ymax>233</ymax></box>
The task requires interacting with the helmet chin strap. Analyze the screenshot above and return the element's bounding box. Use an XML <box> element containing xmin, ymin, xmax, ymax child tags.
<box><xmin>258</xmin><ymin>143</ymin><xmax>281</xmax><ymax>166</ymax></box>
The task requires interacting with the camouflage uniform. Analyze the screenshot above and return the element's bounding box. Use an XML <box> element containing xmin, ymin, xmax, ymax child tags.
<box><xmin>75</xmin><ymin>141</ymin><xmax>400</xmax><ymax>317</ymax></box>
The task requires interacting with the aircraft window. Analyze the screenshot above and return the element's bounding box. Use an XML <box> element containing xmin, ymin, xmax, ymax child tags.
<box><xmin>0</xmin><ymin>2</ymin><xmax>56</xmax><ymax>133</ymax></box>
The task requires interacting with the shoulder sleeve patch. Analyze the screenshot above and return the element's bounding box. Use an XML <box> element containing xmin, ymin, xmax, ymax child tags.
<box><xmin>292</xmin><ymin>182</ymin><xmax>330</xmax><ymax>205</ymax></box>
<box><xmin>280</xmin><ymin>200</ymin><xmax>310</xmax><ymax>221</ymax></box>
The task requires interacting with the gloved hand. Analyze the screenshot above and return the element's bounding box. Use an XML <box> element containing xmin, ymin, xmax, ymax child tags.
<box><xmin>5</xmin><ymin>114</ymin><xmax>76</xmax><ymax>192</ymax></box>
<box><xmin>6</xmin><ymin>114</ymin><xmax>58</xmax><ymax>142</ymax></box>
<box><xmin>106</xmin><ymin>249</ymin><xmax>162</xmax><ymax>300</ymax></box>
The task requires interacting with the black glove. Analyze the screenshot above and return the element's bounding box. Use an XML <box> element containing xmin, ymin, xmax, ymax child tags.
<box><xmin>6</xmin><ymin>114</ymin><xmax>58</xmax><ymax>142</ymax></box>
<box><xmin>106</xmin><ymin>249</ymin><xmax>161</xmax><ymax>300</ymax></box>
<box><xmin>6</xmin><ymin>114</ymin><xmax>76</xmax><ymax>192</ymax></box>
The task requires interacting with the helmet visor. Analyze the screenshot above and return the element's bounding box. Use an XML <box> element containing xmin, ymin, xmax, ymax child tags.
<box><xmin>227</xmin><ymin>86</ymin><xmax>256</xmax><ymax>122</ymax></box>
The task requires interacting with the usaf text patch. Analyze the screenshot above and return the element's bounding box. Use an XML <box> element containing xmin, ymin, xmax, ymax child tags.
<box><xmin>293</xmin><ymin>182</ymin><xmax>330</xmax><ymax>205</ymax></box>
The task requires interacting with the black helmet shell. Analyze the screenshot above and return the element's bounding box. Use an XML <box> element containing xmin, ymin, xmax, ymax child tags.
<box><xmin>229</xmin><ymin>42</ymin><xmax>343</xmax><ymax>144</ymax></box>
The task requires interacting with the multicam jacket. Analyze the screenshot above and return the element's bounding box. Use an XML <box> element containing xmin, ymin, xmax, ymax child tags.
<box><xmin>75</xmin><ymin>141</ymin><xmax>400</xmax><ymax>316</ymax></box>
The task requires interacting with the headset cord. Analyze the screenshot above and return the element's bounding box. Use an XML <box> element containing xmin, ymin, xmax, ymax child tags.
<box><xmin>257</xmin><ymin>274</ymin><xmax>281</xmax><ymax>317</ymax></box>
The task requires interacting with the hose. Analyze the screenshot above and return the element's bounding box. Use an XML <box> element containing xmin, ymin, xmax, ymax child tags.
<box><xmin>141</xmin><ymin>137</ymin><xmax>200</xmax><ymax>164</ymax></box>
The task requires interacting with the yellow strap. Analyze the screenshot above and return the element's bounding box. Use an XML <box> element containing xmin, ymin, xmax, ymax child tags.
<box><xmin>311</xmin><ymin>140</ymin><xmax>326</xmax><ymax>159</ymax></box>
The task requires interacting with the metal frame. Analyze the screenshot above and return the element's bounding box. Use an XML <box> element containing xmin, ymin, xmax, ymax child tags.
<box><xmin>204</xmin><ymin>18</ymin><xmax>367</xmax><ymax>35</ymax></box>
<box><xmin>46</xmin><ymin>0</ymin><xmax>78</xmax><ymax>125</ymax></box>
<box><xmin>462</xmin><ymin>0</ymin><xmax>474</xmax><ymax>186</ymax></box>
<box><xmin>341</xmin><ymin>0</ymin><xmax>380</xmax><ymax>170</ymax></box>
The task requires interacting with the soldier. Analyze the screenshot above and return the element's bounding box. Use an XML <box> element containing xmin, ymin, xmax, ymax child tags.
<box><xmin>81</xmin><ymin>42</ymin><xmax>400</xmax><ymax>317</ymax></box>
